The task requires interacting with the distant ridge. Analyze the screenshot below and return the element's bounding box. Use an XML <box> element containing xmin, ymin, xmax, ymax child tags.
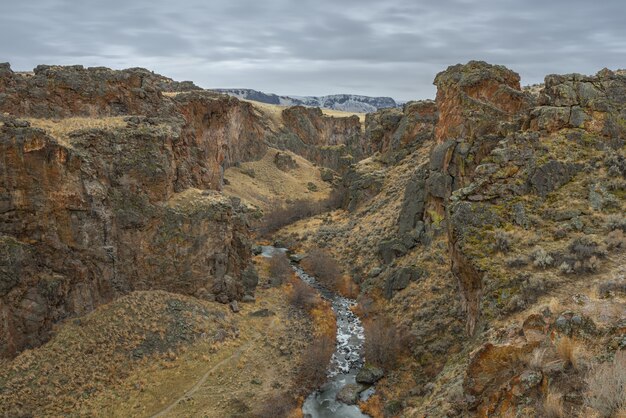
<box><xmin>212</xmin><ymin>88</ymin><xmax>399</xmax><ymax>113</ymax></box>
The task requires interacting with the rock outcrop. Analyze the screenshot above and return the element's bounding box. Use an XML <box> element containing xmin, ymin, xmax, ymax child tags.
<box><xmin>0</xmin><ymin>64</ymin><xmax>269</xmax><ymax>357</ymax></box>
<box><xmin>364</xmin><ymin>100</ymin><xmax>437</xmax><ymax>160</ymax></box>
<box><xmin>273</xmin><ymin>106</ymin><xmax>363</xmax><ymax>172</ymax></box>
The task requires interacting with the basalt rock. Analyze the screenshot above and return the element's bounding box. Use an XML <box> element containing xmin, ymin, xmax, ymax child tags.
<box><xmin>0</xmin><ymin>66</ymin><xmax>269</xmax><ymax>357</ymax></box>
<box><xmin>274</xmin><ymin>106</ymin><xmax>363</xmax><ymax>172</ymax></box>
<box><xmin>364</xmin><ymin>100</ymin><xmax>437</xmax><ymax>160</ymax></box>
<box><xmin>434</xmin><ymin>60</ymin><xmax>529</xmax><ymax>144</ymax></box>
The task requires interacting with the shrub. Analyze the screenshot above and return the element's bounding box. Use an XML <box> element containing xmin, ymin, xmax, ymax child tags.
<box><xmin>606</xmin><ymin>215</ymin><xmax>626</xmax><ymax>232</ymax></box>
<box><xmin>585</xmin><ymin>350</ymin><xmax>626</xmax><ymax>417</ymax></box>
<box><xmin>364</xmin><ymin>317</ymin><xmax>406</xmax><ymax>370</ymax></box>
<box><xmin>543</xmin><ymin>390</ymin><xmax>565</xmax><ymax>418</ymax></box>
<box><xmin>565</xmin><ymin>236</ymin><xmax>606</xmax><ymax>273</ymax></box>
<box><xmin>259</xmin><ymin>188</ymin><xmax>346</xmax><ymax>235</ymax></box>
<box><xmin>295</xmin><ymin>335</ymin><xmax>334</xmax><ymax>393</ymax></box>
<box><xmin>554</xmin><ymin>336</ymin><xmax>583</xmax><ymax>370</ymax></box>
<box><xmin>268</xmin><ymin>253</ymin><xmax>292</xmax><ymax>286</ymax></box>
<box><xmin>289</xmin><ymin>280</ymin><xmax>317</xmax><ymax>310</ymax></box>
<box><xmin>568</xmin><ymin>236</ymin><xmax>600</xmax><ymax>260</ymax></box>
<box><xmin>606</xmin><ymin>229</ymin><xmax>625</xmax><ymax>250</ymax></box>
<box><xmin>301</xmin><ymin>248</ymin><xmax>342</xmax><ymax>291</ymax></box>
<box><xmin>598</xmin><ymin>274</ymin><xmax>626</xmax><ymax>297</ymax></box>
<box><xmin>253</xmin><ymin>393</ymin><xmax>296</xmax><ymax>418</ymax></box>
<box><xmin>492</xmin><ymin>230</ymin><xmax>512</xmax><ymax>253</ymax></box>
<box><xmin>532</xmin><ymin>246</ymin><xmax>554</xmax><ymax>269</ymax></box>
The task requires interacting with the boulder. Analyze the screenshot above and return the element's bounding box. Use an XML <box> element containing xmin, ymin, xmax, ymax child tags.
<box><xmin>356</xmin><ymin>364</ymin><xmax>384</xmax><ymax>384</ymax></box>
<box><xmin>273</xmin><ymin>152</ymin><xmax>298</xmax><ymax>171</ymax></box>
<box><xmin>530</xmin><ymin>160</ymin><xmax>582</xmax><ymax>197</ymax></box>
<box><xmin>336</xmin><ymin>384</ymin><xmax>365</xmax><ymax>405</ymax></box>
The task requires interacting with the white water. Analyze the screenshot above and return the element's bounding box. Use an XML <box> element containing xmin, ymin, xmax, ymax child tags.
<box><xmin>261</xmin><ymin>246</ymin><xmax>370</xmax><ymax>418</ymax></box>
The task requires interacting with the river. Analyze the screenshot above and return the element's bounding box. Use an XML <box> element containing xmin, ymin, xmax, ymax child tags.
<box><xmin>261</xmin><ymin>246</ymin><xmax>371</xmax><ymax>418</ymax></box>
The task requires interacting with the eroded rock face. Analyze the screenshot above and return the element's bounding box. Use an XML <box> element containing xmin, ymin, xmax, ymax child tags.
<box><xmin>364</xmin><ymin>100</ymin><xmax>437</xmax><ymax>160</ymax></box>
<box><xmin>530</xmin><ymin>69</ymin><xmax>626</xmax><ymax>138</ymax></box>
<box><xmin>274</xmin><ymin>106</ymin><xmax>363</xmax><ymax>172</ymax></box>
<box><xmin>0</xmin><ymin>64</ymin><xmax>172</xmax><ymax>118</ymax></box>
<box><xmin>434</xmin><ymin>60</ymin><xmax>529</xmax><ymax>143</ymax></box>
<box><xmin>0</xmin><ymin>65</ymin><xmax>269</xmax><ymax>357</ymax></box>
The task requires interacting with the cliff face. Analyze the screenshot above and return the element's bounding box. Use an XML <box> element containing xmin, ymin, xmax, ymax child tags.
<box><xmin>278</xmin><ymin>61</ymin><xmax>625</xmax><ymax>417</ymax></box>
<box><xmin>0</xmin><ymin>64</ymin><xmax>268</xmax><ymax>357</ymax></box>
<box><xmin>266</xmin><ymin>106</ymin><xmax>363</xmax><ymax>172</ymax></box>
<box><xmin>364</xmin><ymin>100</ymin><xmax>437</xmax><ymax>160</ymax></box>
<box><xmin>0</xmin><ymin>64</ymin><xmax>171</xmax><ymax>118</ymax></box>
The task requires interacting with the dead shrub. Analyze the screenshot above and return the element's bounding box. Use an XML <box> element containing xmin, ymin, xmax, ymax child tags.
<box><xmin>492</xmin><ymin>230</ymin><xmax>512</xmax><ymax>253</ymax></box>
<box><xmin>364</xmin><ymin>317</ymin><xmax>406</xmax><ymax>370</ymax></box>
<box><xmin>543</xmin><ymin>390</ymin><xmax>565</xmax><ymax>418</ymax></box>
<box><xmin>252</xmin><ymin>392</ymin><xmax>297</xmax><ymax>418</ymax></box>
<box><xmin>598</xmin><ymin>274</ymin><xmax>626</xmax><ymax>298</ymax></box>
<box><xmin>585</xmin><ymin>350</ymin><xmax>626</xmax><ymax>417</ymax></box>
<box><xmin>259</xmin><ymin>188</ymin><xmax>346</xmax><ymax>235</ymax></box>
<box><xmin>288</xmin><ymin>280</ymin><xmax>317</xmax><ymax>310</ymax></box>
<box><xmin>268</xmin><ymin>253</ymin><xmax>292</xmax><ymax>286</ymax></box>
<box><xmin>301</xmin><ymin>248</ymin><xmax>342</xmax><ymax>291</ymax></box>
<box><xmin>554</xmin><ymin>336</ymin><xmax>583</xmax><ymax>370</ymax></box>
<box><xmin>295</xmin><ymin>335</ymin><xmax>334</xmax><ymax>393</ymax></box>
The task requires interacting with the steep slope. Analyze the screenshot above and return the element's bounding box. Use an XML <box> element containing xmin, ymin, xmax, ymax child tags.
<box><xmin>274</xmin><ymin>61</ymin><xmax>626</xmax><ymax>417</ymax></box>
<box><xmin>0</xmin><ymin>65</ymin><xmax>272</xmax><ymax>357</ymax></box>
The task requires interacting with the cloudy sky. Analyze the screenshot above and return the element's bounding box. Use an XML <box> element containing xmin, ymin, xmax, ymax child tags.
<box><xmin>2</xmin><ymin>0</ymin><xmax>624</xmax><ymax>100</ymax></box>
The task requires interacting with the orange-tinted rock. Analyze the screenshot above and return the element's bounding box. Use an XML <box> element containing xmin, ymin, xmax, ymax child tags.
<box><xmin>364</xmin><ymin>100</ymin><xmax>437</xmax><ymax>158</ymax></box>
<box><xmin>279</xmin><ymin>106</ymin><xmax>363</xmax><ymax>171</ymax></box>
<box><xmin>0</xmin><ymin>122</ymin><xmax>257</xmax><ymax>357</ymax></box>
<box><xmin>434</xmin><ymin>60</ymin><xmax>528</xmax><ymax>143</ymax></box>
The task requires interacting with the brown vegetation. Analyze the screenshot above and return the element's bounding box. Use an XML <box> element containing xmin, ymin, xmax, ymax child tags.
<box><xmin>364</xmin><ymin>317</ymin><xmax>406</xmax><ymax>370</ymax></box>
<box><xmin>543</xmin><ymin>390</ymin><xmax>565</xmax><ymax>418</ymax></box>
<box><xmin>554</xmin><ymin>336</ymin><xmax>583</xmax><ymax>370</ymax></box>
<box><xmin>259</xmin><ymin>187</ymin><xmax>345</xmax><ymax>235</ymax></box>
<box><xmin>301</xmin><ymin>248</ymin><xmax>343</xmax><ymax>291</ymax></box>
<box><xmin>585</xmin><ymin>350</ymin><xmax>626</xmax><ymax>417</ymax></box>
<box><xmin>268</xmin><ymin>253</ymin><xmax>293</xmax><ymax>286</ymax></box>
<box><xmin>288</xmin><ymin>279</ymin><xmax>318</xmax><ymax>310</ymax></box>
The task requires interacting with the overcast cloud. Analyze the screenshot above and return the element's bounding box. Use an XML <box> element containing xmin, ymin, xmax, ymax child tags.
<box><xmin>1</xmin><ymin>0</ymin><xmax>624</xmax><ymax>100</ymax></box>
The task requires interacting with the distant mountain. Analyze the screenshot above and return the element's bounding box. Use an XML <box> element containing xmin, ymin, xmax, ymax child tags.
<box><xmin>212</xmin><ymin>88</ymin><xmax>399</xmax><ymax>113</ymax></box>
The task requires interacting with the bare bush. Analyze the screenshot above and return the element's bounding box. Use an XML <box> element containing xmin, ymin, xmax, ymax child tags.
<box><xmin>301</xmin><ymin>248</ymin><xmax>342</xmax><ymax>291</ymax></box>
<box><xmin>295</xmin><ymin>335</ymin><xmax>334</xmax><ymax>393</ymax></box>
<box><xmin>543</xmin><ymin>390</ymin><xmax>565</xmax><ymax>418</ymax></box>
<box><xmin>564</xmin><ymin>235</ymin><xmax>607</xmax><ymax>273</ymax></box>
<box><xmin>606</xmin><ymin>215</ymin><xmax>626</xmax><ymax>232</ymax></box>
<box><xmin>555</xmin><ymin>336</ymin><xmax>583</xmax><ymax>370</ymax></box>
<box><xmin>585</xmin><ymin>350</ymin><xmax>626</xmax><ymax>417</ymax></box>
<box><xmin>289</xmin><ymin>279</ymin><xmax>317</xmax><ymax>310</ymax></box>
<box><xmin>259</xmin><ymin>188</ymin><xmax>346</xmax><ymax>235</ymax></box>
<box><xmin>260</xmin><ymin>198</ymin><xmax>320</xmax><ymax>234</ymax></box>
<box><xmin>606</xmin><ymin>229</ymin><xmax>625</xmax><ymax>250</ymax></box>
<box><xmin>364</xmin><ymin>317</ymin><xmax>406</xmax><ymax>370</ymax></box>
<box><xmin>253</xmin><ymin>393</ymin><xmax>296</xmax><ymax>418</ymax></box>
<box><xmin>268</xmin><ymin>253</ymin><xmax>292</xmax><ymax>286</ymax></box>
<box><xmin>598</xmin><ymin>274</ymin><xmax>626</xmax><ymax>298</ymax></box>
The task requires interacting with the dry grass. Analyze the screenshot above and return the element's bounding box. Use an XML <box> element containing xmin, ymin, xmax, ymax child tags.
<box><xmin>585</xmin><ymin>350</ymin><xmax>626</xmax><ymax>417</ymax></box>
<box><xmin>223</xmin><ymin>147</ymin><xmax>332</xmax><ymax>211</ymax></box>
<box><xmin>0</xmin><ymin>285</ymin><xmax>315</xmax><ymax>418</ymax></box>
<box><xmin>555</xmin><ymin>336</ymin><xmax>584</xmax><ymax>370</ymax></box>
<box><xmin>543</xmin><ymin>390</ymin><xmax>565</xmax><ymax>418</ymax></box>
<box><xmin>26</xmin><ymin>116</ymin><xmax>127</xmax><ymax>147</ymax></box>
<box><xmin>244</xmin><ymin>99</ymin><xmax>366</xmax><ymax>131</ymax></box>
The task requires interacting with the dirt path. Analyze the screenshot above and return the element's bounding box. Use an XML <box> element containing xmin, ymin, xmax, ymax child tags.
<box><xmin>150</xmin><ymin>317</ymin><xmax>278</xmax><ymax>418</ymax></box>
